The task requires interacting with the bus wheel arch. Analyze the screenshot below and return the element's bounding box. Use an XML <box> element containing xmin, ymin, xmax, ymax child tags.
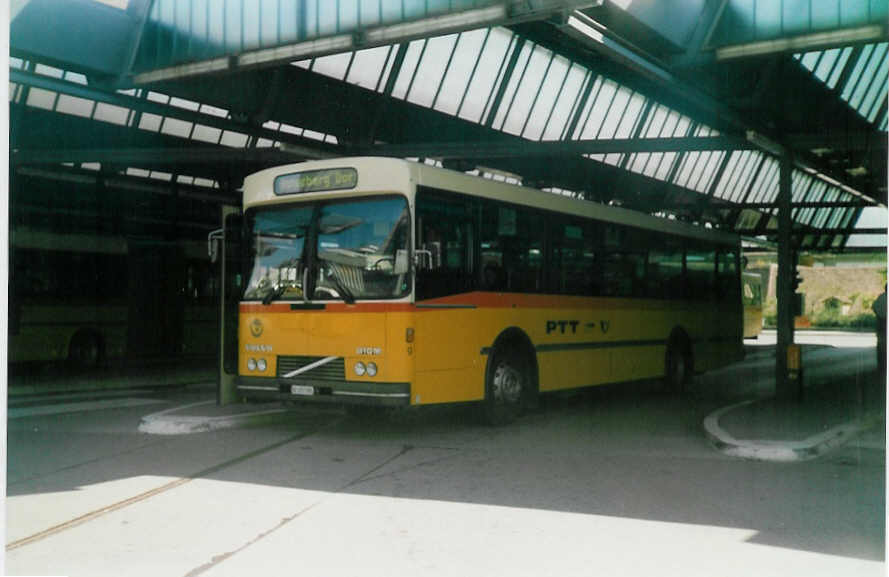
<box><xmin>664</xmin><ymin>327</ymin><xmax>693</xmax><ymax>392</ymax></box>
<box><xmin>68</xmin><ymin>329</ymin><xmax>105</xmax><ymax>370</ymax></box>
<box><xmin>483</xmin><ymin>327</ymin><xmax>539</xmax><ymax>425</ymax></box>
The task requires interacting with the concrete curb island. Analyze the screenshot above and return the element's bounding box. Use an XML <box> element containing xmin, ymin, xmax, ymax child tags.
<box><xmin>704</xmin><ymin>399</ymin><xmax>883</xmax><ymax>462</ymax></box>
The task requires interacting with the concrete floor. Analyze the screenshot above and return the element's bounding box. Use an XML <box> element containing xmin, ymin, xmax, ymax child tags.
<box><xmin>5</xmin><ymin>335</ymin><xmax>885</xmax><ymax>577</ymax></box>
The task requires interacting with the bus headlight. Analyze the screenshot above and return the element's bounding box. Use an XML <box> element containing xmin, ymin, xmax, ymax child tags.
<box><xmin>354</xmin><ymin>362</ymin><xmax>366</xmax><ymax>376</ymax></box>
<box><xmin>247</xmin><ymin>358</ymin><xmax>257</xmax><ymax>371</ymax></box>
<box><xmin>366</xmin><ymin>362</ymin><xmax>377</xmax><ymax>377</ymax></box>
<box><xmin>257</xmin><ymin>358</ymin><xmax>267</xmax><ymax>372</ymax></box>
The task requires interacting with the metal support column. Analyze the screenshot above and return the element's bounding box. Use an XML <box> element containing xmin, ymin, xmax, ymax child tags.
<box><xmin>776</xmin><ymin>151</ymin><xmax>799</xmax><ymax>400</ymax></box>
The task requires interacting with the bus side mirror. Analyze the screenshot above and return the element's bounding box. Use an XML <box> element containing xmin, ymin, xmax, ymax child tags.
<box><xmin>208</xmin><ymin>228</ymin><xmax>224</xmax><ymax>263</ymax></box>
<box><xmin>394</xmin><ymin>249</ymin><xmax>409</xmax><ymax>274</ymax></box>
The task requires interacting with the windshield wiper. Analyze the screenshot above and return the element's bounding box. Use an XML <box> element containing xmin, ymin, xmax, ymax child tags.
<box><xmin>262</xmin><ymin>283</ymin><xmax>287</xmax><ymax>305</ymax></box>
<box><xmin>327</xmin><ymin>272</ymin><xmax>355</xmax><ymax>304</ymax></box>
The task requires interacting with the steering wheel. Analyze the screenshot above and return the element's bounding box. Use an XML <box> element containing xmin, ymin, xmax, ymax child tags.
<box><xmin>371</xmin><ymin>257</ymin><xmax>395</xmax><ymax>271</ymax></box>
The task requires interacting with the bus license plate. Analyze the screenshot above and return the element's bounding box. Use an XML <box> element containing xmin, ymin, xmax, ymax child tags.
<box><xmin>290</xmin><ymin>385</ymin><xmax>314</xmax><ymax>396</ymax></box>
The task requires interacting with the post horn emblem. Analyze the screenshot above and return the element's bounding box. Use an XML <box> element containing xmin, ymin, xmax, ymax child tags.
<box><xmin>250</xmin><ymin>318</ymin><xmax>264</xmax><ymax>338</ymax></box>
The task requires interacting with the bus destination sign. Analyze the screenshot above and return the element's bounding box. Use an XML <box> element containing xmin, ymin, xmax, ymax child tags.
<box><xmin>274</xmin><ymin>167</ymin><xmax>358</xmax><ymax>195</ymax></box>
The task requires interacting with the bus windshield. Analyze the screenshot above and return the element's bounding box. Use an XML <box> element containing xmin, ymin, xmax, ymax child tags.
<box><xmin>243</xmin><ymin>196</ymin><xmax>411</xmax><ymax>302</ymax></box>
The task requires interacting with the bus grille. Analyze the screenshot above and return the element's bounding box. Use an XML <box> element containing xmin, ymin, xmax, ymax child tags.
<box><xmin>277</xmin><ymin>356</ymin><xmax>344</xmax><ymax>380</ymax></box>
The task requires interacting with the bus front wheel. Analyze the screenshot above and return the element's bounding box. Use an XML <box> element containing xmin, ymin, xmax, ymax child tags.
<box><xmin>484</xmin><ymin>349</ymin><xmax>526</xmax><ymax>426</ymax></box>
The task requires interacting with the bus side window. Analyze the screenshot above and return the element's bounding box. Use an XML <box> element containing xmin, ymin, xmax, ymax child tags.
<box><xmin>416</xmin><ymin>191</ymin><xmax>476</xmax><ymax>300</ymax></box>
<box><xmin>649</xmin><ymin>241</ymin><xmax>684</xmax><ymax>300</ymax></box>
<box><xmin>686</xmin><ymin>247</ymin><xmax>716</xmax><ymax>300</ymax></box>
<box><xmin>717</xmin><ymin>249</ymin><xmax>740</xmax><ymax>300</ymax></box>
<box><xmin>480</xmin><ymin>202</ymin><xmax>543</xmax><ymax>293</ymax></box>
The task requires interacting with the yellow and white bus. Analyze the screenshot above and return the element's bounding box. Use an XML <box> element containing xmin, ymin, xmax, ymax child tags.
<box><xmin>233</xmin><ymin>157</ymin><xmax>743</xmax><ymax>423</ymax></box>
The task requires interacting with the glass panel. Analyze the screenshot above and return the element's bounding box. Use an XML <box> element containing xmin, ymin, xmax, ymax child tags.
<box><xmin>161</xmin><ymin>117</ymin><xmax>193</xmax><ymax>138</ymax></box>
<box><xmin>548</xmin><ymin>218</ymin><xmax>597</xmax><ymax>296</ymax></box>
<box><xmin>391</xmin><ymin>39</ymin><xmax>426</xmax><ymax>100</ymax></box>
<box><xmin>407</xmin><ymin>34</ymin><xmax>458</xmax><ymax>108</ymax></box>
<box><xmin>578</xmin><ymin>79</ymin><xmax>617</xmax><ymax>139</ymax></box>
<box><xmin>55</xmin><ymin>94</ymin><xmax>94</xmax><ymax>118</ymax></box>
<box><xmin>312</xmin><ymin>52</ymin><xmax>353</xmax><ymax>81</ymax></box>
<box><xmin>542</xmin><ymin>64</ymin><xmax>587</xmax><ymax>141</ymax></box>
<box><xmin>828</xmin><ymin>47</ymin><xmax>853</xmax><ymax>89</ymax></box>
<box><xmin>243</xmin><ymin>204</ymin><xmax>313</xmax><ymax>301</ymax></box>
<box><xmin>25</xmin><ymin>87</ymin><xmax>57</xmax><ymax>110</ymax></box>
<box><xmin>522</xmin><ymin>54</ymin><xmax>569</xmax><ymax>140</ymax></box>
<box><xmin>686</xmin><ymin>247</ymin><xmax>715</xmax><ymax>301</ymax></box>
<box><xmin>93</xmin><ymin>102</ymin><xmax>130</xmax><ymax>125</ymax></box>
<box><xmin>346</xmin><ymin>46</ymin><xmax>391</xmax><ymax>90</ymax></box>
<box><xmin>316</xmin><ymin>197</ymin><xmax>411</xmax><ymax>300</ymax></box>
<box><xmin>459</xmin><ymin>28</ymin><xmax>514</xmax><ymax>123</ymax></box>
<box><xmin>500</xmin><ymin>45</ymin><xmax>552</xmax><ymax>136</ymax></box>
<box><xmin>434</xmin><ymin>29</ymin><xmax>487</xmax><ymax>116</ymax></box>
<box><xmin>480</xmin><ymin>201</ymin><xmax>544</xmax><ymax>293</ymax></box>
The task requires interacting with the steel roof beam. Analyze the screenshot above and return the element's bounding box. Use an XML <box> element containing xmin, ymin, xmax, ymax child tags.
<box><xmin>10</xmin><ymin>69</ymin><xmax>335</xmax><ymax>159</ymax></box>
<box><xmin>366</xmin><ymin>135</ymin><xmax>742</xmax><ymax>158</ymax></box>
<box><xmin>128</xmin><ymin>2</ymin><xmax>605</xmax><ymax>86</ymax></box>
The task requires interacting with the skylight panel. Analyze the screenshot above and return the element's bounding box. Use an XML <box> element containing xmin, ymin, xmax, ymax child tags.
<box><xmin>542</xmin><ymin>65</ymin><xmax>588</xmax><ymax>141</ymax></box>
<box><xmin>55</xmin><ymin>94</ymin><xmax>95</xmax><ymax>118</ymax></box>
<box><xmin>312</xmin><ymin>52</ymin><xmax>353</xmax><ymax>81</ymax></box>
<box><xmin>407</xmin><ymin>34</ymin><xmax>459</xmax><ymax>108</ymax></box>
<box><xmin>220</xmin><ymin>130</ymin><xmax>249</xmax><ymax>147</ymax></box>
<box><xmin>434</xmin><ymin>30</ymin><xmax>487</xmax><ymax>116</ymax></box>
<box><xmin>138</xmin><ymin>113</ymin><xmax>163</xmax><ymax>132</ymax></box>
<box><xmin>346</xmin><ymin>46</ymin><xmax>391</xmax><ymax>91</ymax></box>
<box><xmin>191</xmin><ymin>124</ymin><xmax>222</xmax><ymax>144</ymax></box>
<box><xmin>391</xmin><ymin>40</ymin><xmax>427</xmax><ymax>100</ymax></box>
<box><xmin>491</xmin><ymin>41</ymin><xmax>534</xmax><ymax>132</ymax></box>
<box><xmin>523</xmin><ymin>54</ymin><xmax>569</xmax><ymax>141</ymax></box>
<box><xmin>161</xmin><ymin>118</ymin><xmax>193</xmax><ymax>138</ymax></box>
<box><xmin>458</xmin><ymin>29</ymin><xmax>515</xmax><ymax>123</ymax></box>
<box><xmin>26</xmin><ymin>88</ymin><xmax>57</xmax><ymax>110</ymax></box>
<box><xmin>93</xmin><ymin>102</ymin><xmax>130</xmax><ymax>125</ymax></box>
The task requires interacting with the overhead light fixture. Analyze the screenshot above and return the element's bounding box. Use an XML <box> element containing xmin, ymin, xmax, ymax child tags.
<box><xmin>364</xmin><ymin>5</ymin><xmax>508</xmax><ymax>44</ymax></box>
<box><xmin>746</xmin><ymin>130</ymin><xmax>785</xmax><ymax>157</ymax></box>
<box><xmin>133</xmin><ymin>56</ymin><xmax>230</xmax><ymax>84</ymax></box>
<box><xmin>566</xmin><ymin>14</ymin><xmax>605</xmax><ymax>44</ymax></box>
<box><xmin>716</xmin><ymin>25</ymin><xmax>885</xmax><ymax>60</ymax></box>
<box><xmin>238</xmin><ymin>34</ymin><xmax>354</xmax><ymax>67</ymax></box>
<box><xmin>846</xmin><ymin>166</ymin><xmax>868</xmax><ymax>177</ymax></box>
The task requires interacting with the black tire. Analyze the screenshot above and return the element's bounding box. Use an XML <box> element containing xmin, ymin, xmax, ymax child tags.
<box><xmin>664</xmin><ymin>337</ymin><xmax>691</xmax><ymax>393</ymax></box>
<box><xmin>483</xmin><ymin>348</ymin><xmax>527</xmax><ymax>426</ymax></box>
<box><xmin>69</xmin><ymin>331</ymin><xmax>102</xmax><ymax>370</ymax></box>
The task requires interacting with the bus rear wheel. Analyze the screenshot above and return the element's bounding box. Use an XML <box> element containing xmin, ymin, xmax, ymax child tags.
<box><xmin>665</xmin><ymin>338</ymin><xmax>691</xmax><ymax>393</ymax></box>
<box><xmin>69</xmin><ymin>330</ymin><xmax>103</xmax><ymax>370</ymax></box>
<box><xmin>484</xmin><ymin>349</ymin><xmax>526</xmax><ymax>426</ymax></box>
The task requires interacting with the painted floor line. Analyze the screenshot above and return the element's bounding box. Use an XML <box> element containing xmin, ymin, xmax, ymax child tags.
<box><xmin>9</xmin><ymin>398</ymin><xmax>169</xmax><ymax>419</ymax></box>
<box><xmin>139</xmin><ymin>401</ymin><xmax>292</xmax><ymax>435</ymax></box>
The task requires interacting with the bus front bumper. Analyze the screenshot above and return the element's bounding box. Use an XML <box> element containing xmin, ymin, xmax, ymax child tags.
<box><xmin>236</xmin><ymin>376</ymin><xmax>411</xmax><ymax>406</ymax></box>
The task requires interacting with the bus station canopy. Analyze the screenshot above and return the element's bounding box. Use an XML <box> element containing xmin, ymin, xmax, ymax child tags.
<box><xmin>10</xmin><ymin>0</ymin><xmax>888</xmax><ymax>250</ymax></box>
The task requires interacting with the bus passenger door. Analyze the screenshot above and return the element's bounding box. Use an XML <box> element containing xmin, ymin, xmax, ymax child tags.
<box><xmin>413</xmin><ymin>191</ymin><xmax>482</xmax><ymax>403</ymax></box>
